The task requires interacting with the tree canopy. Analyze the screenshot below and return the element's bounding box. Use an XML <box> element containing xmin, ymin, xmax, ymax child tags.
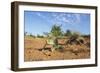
<box><xmin>50</xmin><ymin>24</ymin><xmax>63</xmax><ymax>37</ymax></box>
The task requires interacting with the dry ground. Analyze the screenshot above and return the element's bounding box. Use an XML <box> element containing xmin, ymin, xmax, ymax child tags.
<box><xmin>24</xmin><ymin>36</ymin><xmax>90</xmax><ymax>61</ymax></box>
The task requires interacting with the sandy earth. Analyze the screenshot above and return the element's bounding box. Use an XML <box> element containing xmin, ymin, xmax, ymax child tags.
<box><xmin>24</xmin><ymin>36</ymin><xmax>90</xmax><ymax>62</ymax></box>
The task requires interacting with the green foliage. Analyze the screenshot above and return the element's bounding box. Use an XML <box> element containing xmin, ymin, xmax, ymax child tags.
<box><xmin>37</xmin><ymin>34</ymin><xmax>44</xmax><ymax>38</ymax></box>
<box><xmin>53</xmin><ymin>44</ymin><xmax>63</xmax><ymax>51</ymax></box>
<box><xmin>29</xmin><ymin>34</ymin><xmax>35</xmax><ymax>38</ymax></box>
<box><xmin>53</xmin><ymin>37</ymin><xmax>58</xmax><ymax>45</ymax></box>
<box><xmin>50</xmin><ymin>24</ymin><xmax>63</xmax><ymax>37</ymax></box>
<box><xmin>47</xmin><ymin>39</ymin><xmax>54</xmax><ymax>45</ymax></box>
<box><xmin>64</xmin><ymin>30</ymin><xmax>72</xmax><ymax>36</ymax></box>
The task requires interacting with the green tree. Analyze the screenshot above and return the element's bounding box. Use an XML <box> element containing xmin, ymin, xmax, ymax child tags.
<box><xmin>65</xmin><ymin>30</ymin><xmax>72</xmax><ymax>36</ymax></box>
<box><xmin>50</xmin><ymin>24</ymin><xmax>63</xmax><ymax>37</ymax></box>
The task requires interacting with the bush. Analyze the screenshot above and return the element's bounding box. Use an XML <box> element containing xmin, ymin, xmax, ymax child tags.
<box><xmin>66</xmin><ymin>32</ymin><xmax>84</xmax><ymax>45</ymax></box>
<box><xmin>29</xmin><ymin>34</ymin><xmax>35</xmax><ymax>38</ymax></box>
<box><xmin>53</xmin><ymin>37</ymin><xmax>58</xmax><ymax>45</ymax></box>
<box><xmin>37</xmin><ymin>35</ymin><xmax>44</xmax><ymax>38</ymax></box>
<box><xmin>64</xmin><ymin>30</ymin><xmax>72</xmax><ymax>36</ymax></box>
<box><xmin>76</xmin><ymin>37</ymin><xmax>84</xmax><ymax>44</ymax></box>
<box><xmin>53</xmin><ymin>44</ymin><xmax>63</xmax><ymax>51</ymax></box>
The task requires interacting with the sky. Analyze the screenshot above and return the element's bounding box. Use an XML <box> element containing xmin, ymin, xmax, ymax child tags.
<box><xmin>24</xmin><ymin>11</ymin><xmax>90</xmax><ymax>36</ymax></box>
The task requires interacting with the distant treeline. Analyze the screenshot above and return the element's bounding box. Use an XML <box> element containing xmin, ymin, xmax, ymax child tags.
<box><xmin>25</xmin><ymin>24</ymin><xmax>90</xmax><ymax>38</ymax></box>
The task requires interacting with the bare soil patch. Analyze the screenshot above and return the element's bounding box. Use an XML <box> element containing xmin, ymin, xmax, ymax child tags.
<box><xmin>24</xmin><ymin>36</ymin><xmax>90</xmax><ymax>61</ymax></box>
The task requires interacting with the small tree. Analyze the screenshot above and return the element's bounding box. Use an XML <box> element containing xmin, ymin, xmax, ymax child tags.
<box><xmin>50</xmin><ymin>24</ymin><xmax>63</xmax><ymax>37</ymax></box>
<box><xmin>50</xmin><ymin>24</ymin><xmax>64</xmax><ymax>51</ymax></box>
<box><xmin>64</xmin><ymin>30</ymin><xmax>72</xmax><ymax>36</ymax></box>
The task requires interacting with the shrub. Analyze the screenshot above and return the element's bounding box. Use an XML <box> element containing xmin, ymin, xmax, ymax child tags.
<box><xmin>64</xmin><ymin>30</ymin><xmax>72</xmax><ymax>36</ymax></box>
<box><xmin>66</xmin><ymin>32</ymin><xmax>84</xmax><ymax>45</ymax></box>
<box><xmin>37</xmin><ymin>35</ymin><xmax>44</xmax><ymax>38</ymax></box>
<box><xmin>29</xmin><ymin>34</ymin><xmax>35</xmax><ymax>38</ymax></box>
